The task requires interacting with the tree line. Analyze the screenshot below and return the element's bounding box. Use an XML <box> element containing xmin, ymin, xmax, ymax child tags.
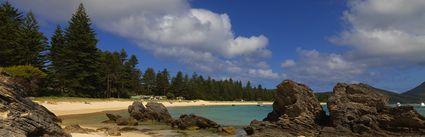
<box><xmin>0</xmin><ymin>2</ymin><xmax>275</xmax><ymax>101</ymax></box>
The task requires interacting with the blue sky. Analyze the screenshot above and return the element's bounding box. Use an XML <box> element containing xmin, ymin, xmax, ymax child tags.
<box><xmin>10</xmin><ymin>0</ymin><xmax>425</xmax><ymax>92</ymax></box>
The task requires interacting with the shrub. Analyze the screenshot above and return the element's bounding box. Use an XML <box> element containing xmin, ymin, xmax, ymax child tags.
<box><xmin>2</xmin><ymin>65</ymin><xmax>47</xmax><ymax>96</ymax></box>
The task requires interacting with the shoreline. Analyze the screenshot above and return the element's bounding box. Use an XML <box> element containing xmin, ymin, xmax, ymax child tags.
<box><xmin>41</xmin><ymin>100</ymin><xmax>270</xmax><ymax>137</ymax></box>
<box><xmin>37</xmin><ymin>100</ymin><xmax>273</xmax><ymax>116</ymax></box>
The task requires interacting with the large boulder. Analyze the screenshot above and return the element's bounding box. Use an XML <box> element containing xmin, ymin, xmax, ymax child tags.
<box><xmin>245</xmin><ymin>80</ymin><xmax>425</xmax><ymax>137</ymax></box>
<box><xmin>247</xmin><ymin>80</ymin><xmax>325</xmax><ymax>136</ymax></box>
<box><xmin>171</xmin><ymin>114</ymin><xmax>220</xmax><ymax>130</ymax></box>
<box><xmin>324</xmin><ymin>83</ymin><xmax>425</xmax><ymax>136</ymax></box>
<box><xmin>0</xmin><ymin>72</ymin><xmax>70</xmax><ymax>137</ymax></box>
<box><xmin>128</xmin><ymin>101</ymin><xmax>172</xmax><ymax>123</ymax></box>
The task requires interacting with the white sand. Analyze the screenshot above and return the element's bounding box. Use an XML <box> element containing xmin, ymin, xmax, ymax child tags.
<box><xmin>38</xmin><ymin>100</ymin><xmax>272</xmax><ymax>116</ymax></box>
<box><xmin>39</xmin><ymin>100</ymin><xmax>272</xmax><ymax>137</ymax></box>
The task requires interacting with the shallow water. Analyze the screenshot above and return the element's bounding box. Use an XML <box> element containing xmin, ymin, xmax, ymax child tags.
<box><xmin>60</xmin><ymin>104</ymin><xmax>425</xmax><ymax>136</ymax></box>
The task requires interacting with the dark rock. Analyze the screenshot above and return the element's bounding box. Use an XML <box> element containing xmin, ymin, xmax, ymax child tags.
<box><xmin>246</xmin><ymin>80</ymin><xmax>325</xmax><ymax>137</ymax></box>
<box><xmin>325</xmin><ymin>83</ymin><xmax>425</xmax><ymax>136</ymax></box>
<box><xmin>116</xmin><ymin>117</ymin><xmax>138</xmax><ymax>126</ymax></box>
<box><xmin>245</xmin><ymin>80</ymin><xmax>425</xmax><ymax>137</ymax></box>
<box><xmin>171</xmin><ymin>114</ymin><xmax>220</xmax><ymax>130</ymax></box>
<box><xmin>128</xmin><ymin>101</ymin><xmax>172</xmax><ymax>123</ymax></box>
<box><xmin>0</xmin><ymin>72</ymin><xmax>71</xmax><ymax>137</ymax></box>
<box><xmin>128</xmin><ymin>101</ymin><xmax>145</xmax><ymax>120</ymax></box>
<box><xmin>145</xmin><ymin>102</ymin><xmax>173</xmax><ymax>122</ymax></box>
<box><xmin>106</xmin><ymin>113</ymin><xmax>122</xmax><ymax>121</ymax></box>
<box><xmin>63</xmin><ymin>124</ymin><xmax>95</xmax><ymax>133</ymax></box>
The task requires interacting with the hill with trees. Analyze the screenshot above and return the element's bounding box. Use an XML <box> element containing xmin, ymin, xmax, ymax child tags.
<box><xmin>402</xmin><ymin>82</ymin><xmax>425</xmax><ymax>100</ymax></box>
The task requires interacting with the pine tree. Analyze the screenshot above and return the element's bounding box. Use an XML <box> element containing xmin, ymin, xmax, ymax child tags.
<box><xmin>142</xmin><ymin>68</ymin><xmax>156</xmax><ymax>95</ymax></box>
<box><xmin>0</xmin><ymin>1</ymin><xmax>23</xmax><ymax>66</ymax></box>
<box><xmin>19</xmin><ymin>11</ymin><xmax>48</xmax><ymax>68</ymax></box>
<box><xmin>125</xmin><ymin>54</ymin><xmax>142</xmax><ymax>96</ymax></box>
<box><xmin>170</xmin><ymin>71</ymin><xmax>185</xmax><ymax>97</ymax></box>
<box><xmin>62</xmin><ymin>3</ymin><xmax>101</xmax><ymax>97</ymax></box>
<box><xmin>155</xmin><ymin>69</ymin><xmax>170</xmax><ymax>96</ymax></box>
<box><xmin>47</xmin><ymin>25</ymin><xmax>66</xmax><ymax>94</ymax></box>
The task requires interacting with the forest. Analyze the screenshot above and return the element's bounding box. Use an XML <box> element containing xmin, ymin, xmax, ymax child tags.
<box><xmin>0</xmin><ymin>2</ymin><xmax>275</xmax><ymax>101</ymax></box>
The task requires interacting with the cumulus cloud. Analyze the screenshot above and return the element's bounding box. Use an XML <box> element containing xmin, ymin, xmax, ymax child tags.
<box><xmin>280</xmin><ymin>59</ymin><xmax>296</xmax><ymax>68</ymax></box>
<box><xmin>248</xmin><ymin>69</ymin><xmax>280</xmax><ymax>80</ymax></box>
<box><xmin>332</xmin><ymin>0</ymin><xmax>425</xmax><ymax>65</ymax></box>
<box><xmin>283</xmin><ymin>48</ymin><xmax>366</xmax><ymax>83</ymax></box>
<box><xmin>11</xmin><ymin>0</ymin><xmax>274</xmax><ymax>82</ymax></box>
<box><xmin>283</xmin><ymin>0</ymin><xmax>425</xmax><ymax>90</ymax></box>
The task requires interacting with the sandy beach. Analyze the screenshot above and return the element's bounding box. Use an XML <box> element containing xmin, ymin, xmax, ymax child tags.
<box><xmin>37</xmin><ymin>100</ymin><xmax>272</xmax><ymax>137</ymax></box>
<box><xmin>38</xmin><ymin>100</ymin><xmax>272</xmax><ymax>116</ymax></box>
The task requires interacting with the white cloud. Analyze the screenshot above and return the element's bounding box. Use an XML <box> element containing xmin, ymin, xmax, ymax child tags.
<box><xmin>282</xmin><ymin>0</ymin><xmax>425</xmax><ymax>90</ymax></box>
<box><xmin>332</xmin><ymin>0</ymin><xmax>425</xmax><ymax>65</ymax></box>
<box><xmin>280</xmin><ymin>59</ymin><xmax>296</xmax><ymax>68</ymax></box>
<box><xmin>283</xmin><ymin>49</ymin><xmax>366</xmax><ymax>83</ymax></box>
<box><xmin>248</xmin><ymin>69</ymin><xmax>280</xmax><ymax>80</ymax></box>
<box><xmin>11</xmin><ymin>0</ymin><xmax>273</xmax><ymax>82</ymax></box>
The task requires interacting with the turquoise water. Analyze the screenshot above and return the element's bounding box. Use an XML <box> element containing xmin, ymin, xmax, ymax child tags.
<box><xmin>61</xmin><ymin>104</ymin><xmax>425</xmax><ymax>127</ymax></box>
<box><xmin>169</xmin><ymin>105</ymin><xmax>272</xmax><ymax>127</ymax></box>
<box><xmin>168</xmin><ymin>104</ymin><xmax>425</xmax><ymax>127</ymax></box>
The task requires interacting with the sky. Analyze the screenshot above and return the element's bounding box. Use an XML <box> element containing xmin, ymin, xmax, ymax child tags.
<box><xmin>8</xmin><ymin>0</ymin><xmax>425</xmax><ymax>92</ymax></box>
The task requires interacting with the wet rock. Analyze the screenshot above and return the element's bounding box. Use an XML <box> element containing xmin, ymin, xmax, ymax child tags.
<box><xmin>116</xmin><ymin>117</ymin><xmax>138</xmax><ymax>126</ymax></box>
<box><xmin>106</xmin><ymin>113</ymin><xmax>122</xmax><ymax>121</ymax></box>
<box><xmin>128</xmin><ymin>101</ymin><xmax>172</xmax><ymax>123</ymax></box>
<box><xmin>63</xmin><ymin>124</ymin><xmax>95</xmax><ymax>133</ymax></box>
<box><xmin>246</xmin><ymin>80</ymin><xmax>326</xmax><ymax>137</ymax></box>
<box><xmin>0</xmin><ymin>72</ymin><xmax>70</xmax><ymax>137</ymax></box>
<box><xmin>128</xmin><ymin>101</ymin><xmax>145</xmax><ymax>120</ymax></box>
<box><xmin>171</xmin><ymin>114</ymin><xmax>220</xmax><ymax>130</ymax></box>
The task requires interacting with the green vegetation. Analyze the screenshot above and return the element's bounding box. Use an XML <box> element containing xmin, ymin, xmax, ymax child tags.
<box><xmin>2</xmin><ymin>65</ymin><xmax>47</xmax><ymax>96</ymax></box>
<box><xmin>0</xmin><ymin>2</ymin><xmax>274</xmax><ymax>101</ymax></box>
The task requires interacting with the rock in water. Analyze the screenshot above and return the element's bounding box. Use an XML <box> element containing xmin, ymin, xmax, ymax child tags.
<box><xmin>116</xmin><ymin>117</ymin><xmax>138</xmax><ymax>126</ymax></box>
<box><xmin>128</xmin><ymin>101</ymin><xmax>172</xmax><ymax>123</ymax></box>
<box><xmin>171</xmin><ymin>114</ymin><xmax>219</xmax><ymax>130</ymax></box>
<box><xmin>128</xmin><ymin>101</ymin><xmax>145</xmax><ymax>120</ymax></box>
<box><xmin>327</xmin><ymin>83</ymin><xmax>389</xmax><ymax>134</ymax></box>
<box><xmin>106</xmin><ymin>113</ymin><xmax>122</xmax><ymax>121</ymax></box>
<box><xmin>249</xmin><ymin>80</ymin><xmax>325</xmax><ymax>136</ymax></box>
<box><xmin>245</xmin><ymin>80</ymin><xmax>425</xmax><ymax>137</ymax></box>
<box><xmin>324</xmin><ymin>83</ymin><xmax>425</xmax><ymax>136</ymax></box>
<box><xmin>145</xmin><ymin>102</ymin><xmax>173</xmax><ymax>122</ymax></box>
<box><xmin>0</xmin><ymin>72</ymin><xmax>70</xmax><ymax>137</ymax></box>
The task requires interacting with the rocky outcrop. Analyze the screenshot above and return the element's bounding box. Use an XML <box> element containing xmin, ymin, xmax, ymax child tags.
<box><xmin>116</xmin><ymin>117</ymin><xmax>138</xmax><ymax>126</ymax></box>
<box><xmin>245</xmin><ymin>80</ymin><xmax>425</xmax><ymax>137</ymax></box>
<box><xmin>128</xmin><ymin>101</ymin><xmax>172</xmax><ymax>123</ymax></box>
<box><xmin>323</xmin><ymin>83</ymin><xmax>425</xmax><ymax>136</ymax></box>
<box><xmin>102</xmin><ymin>113</ymin><xmax>138</xmax><ymax>126</ymax></box>
<box><xmin>0</xmin><ymin>72</ymin><xmax>70</xmax><ymax>137</ymax></box>
<box><xmin>171</xmin><ymin>114</ymin><xmax>219</xmax><ymax>130</ymax></box>
<box><xmin>247</xmin><ymin>80</ymin><xmax>326</xmax><ymax>136</ymax></box>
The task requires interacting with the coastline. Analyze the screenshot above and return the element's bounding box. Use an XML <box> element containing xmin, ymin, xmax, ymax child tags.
<box><xmin>37</xmin><ymin>100</ymin><xmax>272</xmax><ymax>137</ymax></box>
<box><xmin>37</xmin><ymin>100</ymin><xmax>273</xmax><ymax>116</ymax></box>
